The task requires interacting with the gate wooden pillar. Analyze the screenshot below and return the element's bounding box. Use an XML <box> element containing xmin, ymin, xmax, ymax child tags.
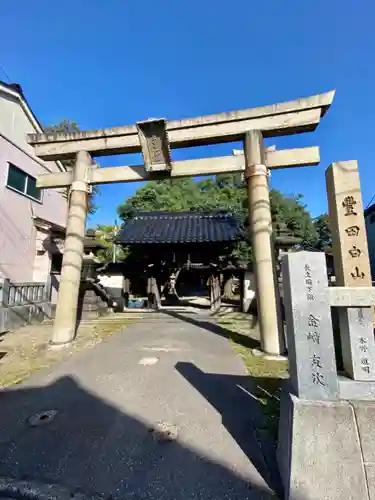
<box><xmin>147</xmin><ymin>276</ymin><xmax>161</xmax><ymax>309</ymax></box>
<box><xmin>244</xmin><ymin>131</ymin><xmax>283</xmax><ymax>355</ymax></box>
<box><xmin>52</xmin><ymin>150</ymin><xmax>91</xmax><ymax>345</ymax></box>
<box><xmin>209</xmin><ymin>270</ymin><xmax>221</xmax><ymax>313</ymax></box>
<box><xmin>123</xmin><ymin>277</ymin><xmax>131</xmax><ymax>308</ymax></box>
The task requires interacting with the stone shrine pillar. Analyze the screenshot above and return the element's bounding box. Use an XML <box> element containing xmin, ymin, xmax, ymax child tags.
<box><xmin>326</xmin><ymin>161</ymin><xmax>375</xmax><ymax>380</ymax></box>
<box><xmin>52</xmin><ymin>150</ymin><xmax>91</xmax><ymax>345</ymax></box>
<box><xmin>281</xmin><ymin>251</ymin><xmax>339</xmax><ymax>399</ymax></box>
<box><xmin>244</xmin><ymin>130</ymin><xmax>283</xmax><ymax>355</ymax></box>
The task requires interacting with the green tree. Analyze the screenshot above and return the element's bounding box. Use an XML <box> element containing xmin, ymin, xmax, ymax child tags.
<box><xmin>117</xmin><ymin>174</ymin><xmax>317</xmax><ymax>262</ymax></box>
<box><xmin>269</xmin><ymin>190</ymin><xmax>317</xmax><ymax>246</ymax></box>
<box><xmin>312</xmin><ymin>213</ymin><xmax>332</xmax><ymax>251</ymax></box>
<box><xmin>118</xmin><ymin>178</ymin><xmax>203</xmax><ymax>218</ymax></box>
<box><xmin>94</xmin><ymin>224</ymin><xmax>128</xmax><ymax>263</ymax></box>
<box><xmin>44</xmin><ymin>120</ymin><xmax>99</xmax><ymax>214</ymax></box>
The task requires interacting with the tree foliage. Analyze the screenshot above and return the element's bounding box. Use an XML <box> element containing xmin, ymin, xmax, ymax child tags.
<box><xmin>312</xmin><ymin>213</ymin><xmax>332</xmax><ymax>251</ymax></box>
<box><xmin>269</xmin><ymin>190</ymin><xmax>317</xmax><ymax>246</ymax></box>
<box><xmin>44</xmin><ymin>120</ymin><xmax>99</xmax><ymax>214</ymax></box>
<box><xmin>117</xmin><ymin>174</ymin><xmax>320</xmax><ymax>263</ymax></box>
<box><xmin>118</xmin><ymin>175</ymin><xmax>246</xmax><ymax>219</ymax></box>
<box><xmin>94</xmin><ymin>224</ymin><xmax>128</xmax><ymax>263</ymax></box>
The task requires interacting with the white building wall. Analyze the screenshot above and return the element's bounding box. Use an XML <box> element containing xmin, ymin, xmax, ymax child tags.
<box><xmin>0</xmin><ymin>91</ymin><xmax>68</xmax><ymax>283</ymax></box>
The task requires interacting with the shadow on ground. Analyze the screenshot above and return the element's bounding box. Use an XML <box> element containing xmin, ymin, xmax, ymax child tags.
<box><xmin>0</xmin><ymin>376</ymin><xmax>279</xmax><ymax>500</ymax></box>
<box><xmin>162</xmin><ymin>309</ymin><xmax>260</xmax><ymax>350</ymax></box>
<box><xmin>176</xmin><ymin>362</ymin><xmax>284</xmax><ymax>497</ymax></box>
<box><xmin>161</xmin><ymin>311</ymin><xmax>284</xmax><ymax>495</ymax></box>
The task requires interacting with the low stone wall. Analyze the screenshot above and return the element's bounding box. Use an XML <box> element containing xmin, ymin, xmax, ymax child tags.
<box><xmin>0</xmin><ymin>302</ymin><xmax>54</xmax><ymax>333</ymax></box>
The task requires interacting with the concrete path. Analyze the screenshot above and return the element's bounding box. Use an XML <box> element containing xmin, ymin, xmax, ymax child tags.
<box><xmin>0</xmin><ymin>312</ymin><xmax>280</xmax><ymax>499</ymax></box>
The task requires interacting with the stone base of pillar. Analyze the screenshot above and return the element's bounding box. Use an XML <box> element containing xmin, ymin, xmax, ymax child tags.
<box><xmin>278</xmin><ymin>391</ymin><xmax>370</xmax><ymax>500</ymax></box>
<box><xmin>48</xmin><ymin>339</ymin><xmax>75</xmax><ymax>350</ymax></box>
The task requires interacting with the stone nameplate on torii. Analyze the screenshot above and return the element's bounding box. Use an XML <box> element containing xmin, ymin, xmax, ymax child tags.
<box><xmin>136</xmin><ymin>118</ymin><xmax>172</xmax><ymax>173</ymax></box>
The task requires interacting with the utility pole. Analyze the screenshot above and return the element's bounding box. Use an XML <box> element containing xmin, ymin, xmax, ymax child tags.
<box><xmin>112</xmin><ymin>220</ymin><xmax>119</xmax><ymax>263</ymax></box>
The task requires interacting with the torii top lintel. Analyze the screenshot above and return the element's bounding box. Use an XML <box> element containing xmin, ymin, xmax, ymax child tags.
<box><xmin>28</xmin><ymin>90</ymin><xmax>335</xmax><ymax>161</ymax></box>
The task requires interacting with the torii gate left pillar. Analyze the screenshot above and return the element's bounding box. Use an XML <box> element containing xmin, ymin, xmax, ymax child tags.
<box><xmin>52</xmin><ymin>150</ymin><xmax>91</xmax><ymax>345</ymax></box>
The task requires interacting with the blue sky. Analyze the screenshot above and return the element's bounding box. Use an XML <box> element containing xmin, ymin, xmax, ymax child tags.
<box><xmin>1</xmin><ymin>0</ymin><xmax>374</xmax><ymax>225</ymax></box>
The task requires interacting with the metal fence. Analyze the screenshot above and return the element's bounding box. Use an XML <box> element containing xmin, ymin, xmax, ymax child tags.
<box><xmin>0</xmin><ymin>279</ymin><xmax>50</xmax><ymax>307</ymax></box>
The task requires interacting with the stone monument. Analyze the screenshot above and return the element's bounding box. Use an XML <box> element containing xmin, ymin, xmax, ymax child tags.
<box><xmin>281</xmin><ymin>251</ymin><xmax>338</xmax><ymax>400</ymax></box>
<box><xmin>278</xmin><ymin>250</ymin><xmax>375</xmax><ymax>500</ymax></box>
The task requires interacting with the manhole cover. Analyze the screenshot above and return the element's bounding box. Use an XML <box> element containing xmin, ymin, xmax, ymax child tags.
<box><xmin>148</xmin><ymin>421</ymin><xmax>178</xmax><ymax>443</ymax></box>
<box><xmin>27</xmin><ymin>410</ymin><xmax>58</xmax><ymax>427</ymax></box>
<box><xmin>138</xmin><ymin>356</ymin><xmax>159</xmax><ymax>366</ymax></box>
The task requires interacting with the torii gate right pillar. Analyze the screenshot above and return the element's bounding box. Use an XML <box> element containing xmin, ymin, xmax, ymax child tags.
<box><xmin>244</xmin><ymin>130</ymin><xmax>284</xmax><ymax>355</ymax></box>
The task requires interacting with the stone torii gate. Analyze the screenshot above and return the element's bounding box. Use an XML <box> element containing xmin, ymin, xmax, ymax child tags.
<box><xmin>29</xmin><ymin>91</ymin><xmax>334</xmax><ymax>354</ymax></box>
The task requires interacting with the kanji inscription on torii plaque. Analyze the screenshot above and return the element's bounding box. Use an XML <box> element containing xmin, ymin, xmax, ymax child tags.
<box><xmin>326</xmin><ymin>160</ymin><xmax>375</xmax><ymax>381</ymax></box>
<box><xmin>136</xmin><ymin>118</ymin><xmax>172</xmax><ymax>173</ymax></box>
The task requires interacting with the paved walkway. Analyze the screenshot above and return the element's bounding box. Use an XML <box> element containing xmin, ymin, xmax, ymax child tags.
<box><xmin>0</xmin><ymin>312</ymin><xmax>279</xmax><ymax>499</ymax></box>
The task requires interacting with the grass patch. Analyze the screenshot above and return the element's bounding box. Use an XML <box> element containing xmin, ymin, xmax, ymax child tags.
<box><xmin>232</xmin><ymin>340</ymin><xmax>288</xmax><ymax>440</ymax></box>
<box><xmin>0</xmin><ymin>317</ymin><xmax>137</xmax><ymax>388</ymax></box>
<box><xmin>233</xmin><ymin>342</ymin><xmax>288</xmax><ymax>378</ymax></box>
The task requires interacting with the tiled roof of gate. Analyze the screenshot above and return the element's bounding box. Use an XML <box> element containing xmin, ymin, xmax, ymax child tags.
<box><xmin>116</xmin><ymin>212</ymin><xmax>245</xmax><ymax>244</ymax></box>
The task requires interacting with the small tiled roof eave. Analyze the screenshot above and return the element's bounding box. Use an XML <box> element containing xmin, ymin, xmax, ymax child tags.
<box><xmin>116</xmin><ymin>211</ymin><xmax>245</xmax><ymax>245</ymax></box>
